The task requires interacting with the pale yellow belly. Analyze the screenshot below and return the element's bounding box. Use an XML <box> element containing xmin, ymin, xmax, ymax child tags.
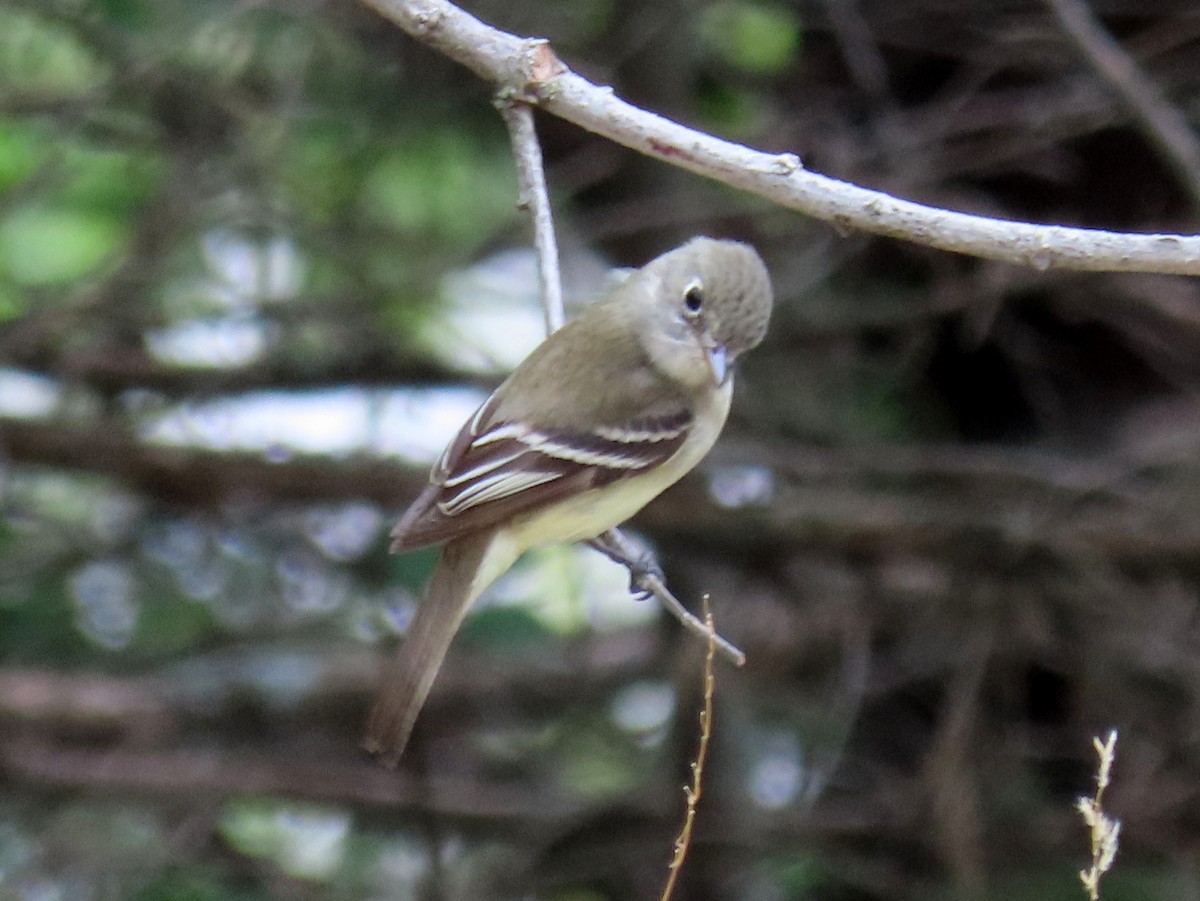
<box><xmin>464</xmin><ymin>382</ymin><xmax>733</xmax><ymax>604</ymax></box>
<box><xmin>504</xmin><ymin>380</ymin><xmax>732</xmax><ymax>551</ymax></box>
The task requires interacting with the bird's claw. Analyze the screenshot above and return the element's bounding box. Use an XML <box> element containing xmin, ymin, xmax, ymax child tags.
<box><xmin>626</xmin><ymin>553</ymin><xmax>664</xmax><ymax>601</ymax></box>
<box><xmin>587</xmin><ymin>531</ymin><xmax>665</xmax><ymax>601</ymax></box>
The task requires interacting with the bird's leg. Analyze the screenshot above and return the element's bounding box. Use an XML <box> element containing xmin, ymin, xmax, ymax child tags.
<box><xmin>587</xmin><ymin>528</ymin><xmax>664</xmax><ymax>600</ymax></box>
<box><xmin>590</xmin><ymin>528</ymin><xmax>748</xmax><ymax>667</ymax></box>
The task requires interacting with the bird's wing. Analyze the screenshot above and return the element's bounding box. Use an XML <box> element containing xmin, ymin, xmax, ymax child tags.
<box><xmin>390</xmin><ymin>391</ymin><xmax>693</xmax><ymax>552</ymax></box>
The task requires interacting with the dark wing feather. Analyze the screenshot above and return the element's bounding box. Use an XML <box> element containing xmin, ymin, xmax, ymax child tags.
<box><xmin>390</xmin><ymin>398</ymin><xmax>692</xmax><ymax>552</ymax></box>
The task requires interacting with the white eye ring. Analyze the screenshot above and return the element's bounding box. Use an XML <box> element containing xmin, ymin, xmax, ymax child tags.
<box><xmin>683</xmin><ymin>279</ymin><xmax>704</xmax><ymax>317</ymax></box>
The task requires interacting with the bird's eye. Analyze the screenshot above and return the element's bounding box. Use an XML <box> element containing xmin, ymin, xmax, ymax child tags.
<box><xmin>683</xmin><ymin>282</ymin><xmax>704</xmax><ymax>315</ymax></box>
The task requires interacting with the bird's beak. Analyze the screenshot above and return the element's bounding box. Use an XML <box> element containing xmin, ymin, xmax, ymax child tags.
<box><xmin>704</xmin><ymin>342</ymin><xmax>729</xmax><ymax>386</ymax></box>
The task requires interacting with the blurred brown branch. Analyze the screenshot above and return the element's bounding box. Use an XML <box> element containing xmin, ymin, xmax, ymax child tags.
<box><xmin>0</xmin><ymin>669</ymin><xmax>174</xmax><ymax>741</ymax></box>
<box><xmin>1046</xmin><ymin>0</ymin><xmax>1200</xmax><ymax>210</ymax></box>
<box><xmin>0</xmin><ymin>737</ymin><xmax>582</xmax><ymax>822</ymax></box>
<box><xmin>0</xmin><ymin>631</ymin><xmax>664</xmax><ymax>815</ymax></box>
<box><xmin>0</xmin><ymin>417</ymin><xmax>425</xmax><ymax>507</ymax></box>
<box><xmin>0</xmin><ymin>342</ymin><xmax>482</xmax><ymax>398</ymax></box>
<box><xmin>10</xmin><ymin>413</ymin><xmax>1200</xmax><ymax>563</ymax></box>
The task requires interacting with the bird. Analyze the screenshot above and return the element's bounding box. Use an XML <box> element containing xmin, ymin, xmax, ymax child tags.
<box><xmin>364</xmin><ymin>236</ymin><xmax>773</xmax><ymax>765</ymax></box>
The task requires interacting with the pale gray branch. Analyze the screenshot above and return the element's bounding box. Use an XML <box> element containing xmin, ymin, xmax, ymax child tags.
<box><xmin>497</xmin><ymin>99</ymin><xmax>565</xmax><ymax>332</ymax></box>
<box><xmin>363</xmin><ymin>0</ymin><xmax>1200</xmax><ymax>276</ymax></box>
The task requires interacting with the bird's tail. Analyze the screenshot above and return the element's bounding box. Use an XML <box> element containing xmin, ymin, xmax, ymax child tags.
<box><xmin>364</xmin><ymin>531</ymin><xmax>503</xmax><ymax>766</ymax></box>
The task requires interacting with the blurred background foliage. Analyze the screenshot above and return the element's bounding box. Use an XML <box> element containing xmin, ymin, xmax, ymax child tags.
<box><xmin>3</xmin><ymin>0</ymin><xmax>1200</xmax><ymax>899</ymax></box>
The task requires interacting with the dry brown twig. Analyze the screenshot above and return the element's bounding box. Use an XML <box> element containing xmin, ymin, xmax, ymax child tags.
<box><xmin>363</xmin><ymin>0</ymin><xmax>1200</xmax><ymax>276</ymax></box>
<box><xmin>660</xmin><ymin>597</ymin><xmax>718</xmax><ymax>901</ymax></box>
<box><xmin>1077</xmin><ymin>730</ymin><xmax>1121</xmax><ymax>901</ymax></box>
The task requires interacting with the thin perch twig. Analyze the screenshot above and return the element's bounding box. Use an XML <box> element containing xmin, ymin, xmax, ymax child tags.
<box><xmin>642</xmin><ymin>571</ymin><xmax>745</xmax><ymax>667</ymax></box>
<box><xmin>497</xmin><ymin>98</ymin><xmax>565</xmax><ymax>332</ymax></box>
<box><xmin>599</xmin><ymin>527</ymin><xmax>746</xmax><ymax>666</ymax></box>
<box><xmin>660</xmin><ymin>597</ymin><xmax>718</xmax><ymax>901</ymax></box>
<box><xmin>362</xmin><ymin>0</ymin><xmax>1200</xmax><ymax>276</ymax></box>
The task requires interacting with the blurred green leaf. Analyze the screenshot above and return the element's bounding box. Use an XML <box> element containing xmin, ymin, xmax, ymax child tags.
<box><xmin>129</xmin><ymin>594</ymin><xmax>220</xmax><ymax>659</ymax></box>
<box><xmin>389</xmin><ymin>545</ymin><xmax>439</xmax><ymax>593</ymax></box>
<box><xmin>557</xmin><ymin>720</ymin><xmax>640</xmax><ymax>798</ymax></box>
<box><xmin>0</xmin><ymin>9</ymin><xmax>110</xmax><ymax>98</ymax></box>
<box><xmin>86</xmin><ymin>0</ymin><xmax>150</xmax><ymax>30</ymax></box>
<box><xmin>700</xmin><ymin>2</ymin><xmax>801</xmax><ymax>75</ymax></box>
<box><xmin>0</xmin><ymin>121</ymin><xmax>44</xmax><ymax>193</ymax></box>
<box><xmin>851</xmin><ymin>376</ymin><xmax>912</xmax><ymax>441</ymax></box>
<box><xmin>459</xmin><ymin>605</ymin><xmax>550</xmax><ymax>651</ymax></box>
<box><xmin>0</xmin><ymin>206</ymin><xmax>127</xmax><ymax>285</ymax></box>
<box><xmin>0</xmin><ymin>279</ymin><xmax>26</xmax><ymax>320</ymax></box>
<box><xmin>59</xmin><ymin>143</ymin><xmax>165</xmax><ymax>213</ymax></box>
<box><xmin>772</xmin><ymin>854</ymin><xmax>827</xmax><ymax>896</ymax></box>
<box><xmin>47</xmin><ymin>804</ymin><xmax>166</xmax><ymax>872</ymax></box>
<box><xmin>0</xmin><ymin>579</ymin><xmax>92</xmax><ymax>666</ymax></box>
<box><xmin>129</xmin><ymin>870</ymin><xmax>246</xmax><ymax>901</ymax></box>
<box><xmin>361</xmin><ymin>131</ymin><xmax>517</xmax><ymax>247</ymax></box>
<box><xmin>970</xmin><ymin>868</ymin><xmax>1171</xmax><ymax>901</ymax></box>
<box><xmin>179</xmin><ymin>16</ymin><xmax>257</xmax><ymax>84</ymax></box>
<box><xmin>218</xmin><ymin>798</ymin><xmax>280</xmax><ymax>858</ymax></box>
<box><xmin>284</xmin><ymin>120</ymin><xmax>366</xmax><ymax>223</ymax></box>
<box><xmin>218</xmin><ymin>799</ymin><xmax>350</xmax><ymax>883</ymax></box>
<box><xmin>697</xmin><ymin>79</ymin><xmax>766</xmax><ymax>135</ymax></box>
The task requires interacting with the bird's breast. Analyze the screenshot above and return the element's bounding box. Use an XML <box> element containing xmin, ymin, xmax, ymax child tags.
<box><xmin>502</xmin><ymin>379</ymin><xmax>733</xmax><ymax>552</ymax></box>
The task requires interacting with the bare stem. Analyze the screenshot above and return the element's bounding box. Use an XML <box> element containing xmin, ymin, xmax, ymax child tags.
<box><xmin>497</xmin><ymin>96</ymin><xmax>565</xmax><ymax>333</ymax></box>
<box><xmin>660</xmin><ymin>598</ymin><xmax>718</xmax><ymax>901</ymax></box>
<box><xmin>1077</xmin><ymin>730</ymin><xmax>1121</xmax><ymax>901</ymax></box>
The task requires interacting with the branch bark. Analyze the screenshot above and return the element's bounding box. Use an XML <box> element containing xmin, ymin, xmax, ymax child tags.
<box><xmin>9</xmin><ymin>415</ymin><xmax>1200</xmax><ymax>562</ymax></box>
<box><xmin>0</xmin><ymin>737</ymin><xmax>582</xmax><ymax>821</ymax></box>
<box><xmin>0</xmin><ymin>417</ymin><xmax>426</xmax><ymax>507</ymax></box>
<box><xmin>0</xmin><ymin>344</ymin><xmax>485</xmax><ymax>398</ymax></box>
<box><xmin>363</xmin><ymin>0</ymin><xmax>1200</xmax><ymax>276</ymax></box>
